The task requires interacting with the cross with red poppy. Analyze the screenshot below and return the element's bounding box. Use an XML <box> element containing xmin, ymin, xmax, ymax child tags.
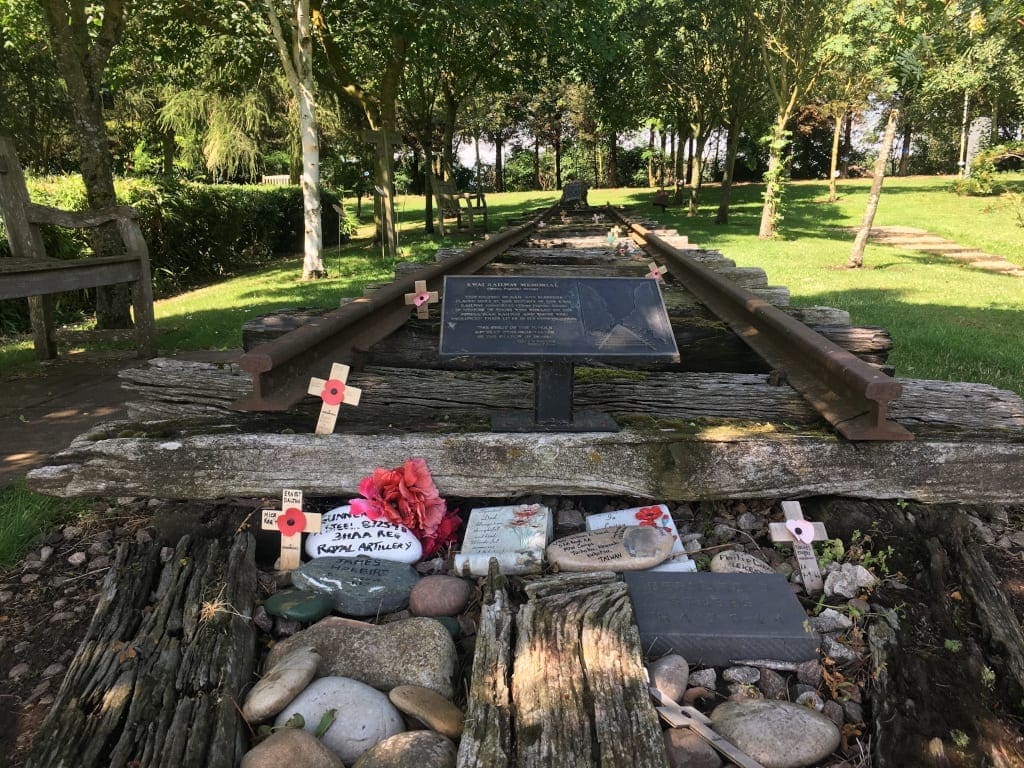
<box><xmin>769</xmin><ymin>500</ymin><xmax>828</xmax><ymax>594</ymax></box>
<box><xmin>403</xmin><ymin>279</ymin><xmax>439</xmax><ymax>320</ymax></box>
<box><xmin>647</xmin><ymin>262</ymin><xmax>668</xmax><ymax>281</ymax></box>
<box><xmin>261</xmin><ymin>489</ymin><xmax>323</xmax><ymax>571</ymax></box>
<box><xmin>308</xmin><ymin>362</ymin><xmax>362</xmax><ymax>435</ymax></box>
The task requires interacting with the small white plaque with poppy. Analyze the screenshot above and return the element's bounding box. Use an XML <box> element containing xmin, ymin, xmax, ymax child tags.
<box><xmin>454</xmin><ymin>504</ymin><xmax>552</xmax><ymax>577</ymax></box>
<box><xmin>585</xmin><ymin>504</ymin><xmax>696</xmax><ymax>573</ymax></box>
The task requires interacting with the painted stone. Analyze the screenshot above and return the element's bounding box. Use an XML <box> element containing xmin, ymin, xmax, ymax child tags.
<box><xmin>709</xmin><ymin>550</ymin><xmax>775</xmax><ymax>575</ymax></box>
<box><xmin>293</xmin><ymin>556</ymin><xmax>419</xmax><ymax>617</ymax></box>
<box><xmin>586</xmin><ymin>505</ymin><xmax>696</xmax><ymax>572</ymax></box>
<box><xmin>264</xmin><ymin>590</ymin><xmax>334</xmax><ymax>623</ymax></box>
<box><xmin>305</xmin><ymin>505</ymin><xmax>423</xmax><ymax>563</ymax></box>
<box><xmin>242</xmin><ymin>645</ymin><xmax>321</xmax><ymax>723</ymax></box>
<box><xmin>453</xmin><ymin>504</ymin><xmax>551</xmax><ymax>576</ymax></box>
<box><xmin>547</xmin><ymin>526</ymin><xmax>674</xmax><ymax>572</ymax></box>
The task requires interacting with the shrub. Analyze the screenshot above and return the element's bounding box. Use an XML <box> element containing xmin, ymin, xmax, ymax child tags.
<box><xmin>953</xmin><ymin>141</ymin><xmax>1024</xmax><ymax>196</ymax></box>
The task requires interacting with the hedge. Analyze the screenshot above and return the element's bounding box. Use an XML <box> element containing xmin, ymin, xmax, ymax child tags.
<box><xmin>0</xmin><ymin>177</ymin><xmax>351</xmax><ymax>334</ymax></box>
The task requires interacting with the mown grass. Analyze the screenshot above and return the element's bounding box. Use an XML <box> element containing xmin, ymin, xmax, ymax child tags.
<box><xmin>0</xmin><ymin>481</ymin><xmax>92</xmax><ymax>567</ymax></box>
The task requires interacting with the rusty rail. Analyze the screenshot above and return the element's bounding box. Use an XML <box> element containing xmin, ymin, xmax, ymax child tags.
<box><xmin>610</xmin><ymin>209</ymin><xmax>911</xmax><ymax>441</ymax></box>
<box><xmin>232</xmin><ymin>205</ymin><xmax>557</xmax><ymax>411</ymax></box>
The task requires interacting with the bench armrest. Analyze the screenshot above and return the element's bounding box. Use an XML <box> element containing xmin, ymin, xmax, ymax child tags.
<box><xmin>27</xmin><ymin>203</ymin><xmax>141</xmax><ymax>229</ymax></box>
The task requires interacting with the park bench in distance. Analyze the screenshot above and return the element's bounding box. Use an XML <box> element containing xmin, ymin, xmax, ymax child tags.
<box><xmin>435</xmin><ymin>179</ymin><xmax>488</xmax><ymax>232</ymax></box>
<box><xmin>0</xmin><ymin>136</ymin><xmax>156</xmax><ymax>360</ymax></box>
<box><xmin>560</xmin><ymin>179</ymin><xmax>589</xmax><ymax>208</ymax></box>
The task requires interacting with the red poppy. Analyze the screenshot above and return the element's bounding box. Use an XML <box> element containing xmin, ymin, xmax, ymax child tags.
<box><xmin>635</xmin><ymin>506</ymin><xmax>662</xmax><ymax>526</ymax></box>
<box><xmin>414</xmin><ymin>291</ymin><xmax>431</xmax><ymax>307</ymax></box>
<box><xmin>277</xmin><ymin>507</ymin><xmax>306</xmax><ymax>536</ymax></box>
<box><xmin>320</xmin><ymin>379</ymin><xmax>346</xmax><ymax>406</ymax></box>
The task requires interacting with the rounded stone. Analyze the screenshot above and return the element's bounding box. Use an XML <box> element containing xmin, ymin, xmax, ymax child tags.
<box><xmin>663</xmin><ymin>728</ymin><xmax>723</xmax><ymax>768</ymax></box>
<box><xmin>241</xmin><ymin>727</ymin><xmax>344</xmax><ymax>768</ymax></box>
<box><xmin>409</xmin><ymin>576</ymin><xmax>473</xmax><ymax>618</ymax></box>
<box><xmin>293</xmin><ymin>556</ymin><xmax>420</xmax><ymax>618</ymax></box>
<box><xmin>647</xmin><ymin>654</ymin><xmax>690</xmax><ymax>704</ymax></box>
<box><xmin>547</xmin><ymin>526</ymin><xmax>674</xmax><ymax>572</ymax></box>
<box><xmin>264</xmin><ymin>590</ymin><xmax>335</xmax><ymax>623</ymax></box>
<box><xmin>274</xmin><ymin>676</ymin><xmax>404</xmax><ymax>765</ymax></box>
<box><xmin>305</xmin><ymin>505</ymin><xmax>423</xmax><ymax>563</ymax></box>
<box><xmin>710</xmin><ymin>700</ymin><xmax>841</xmax><ymax>768</ymax></box>
<box><xmin>388</xmin><ymin>685</ymin><xmax>464</xmax><ymax>739</ymax></box>
<box><xmin>243</xmin><ymin>646</ymin><xmax>321</xmax><ymax>723</ymax></box>
<box><xmin>723</xmin><ymin>666</ymin><xmax>760</xmax><ymax>685</ymax></box>
<box><xmin>709</xmin><ymin>550</ymin><xmax>774</xmax><ymax>575</ymax></box>
<box><xmin>352</xmin><ymin>731</ymin><xmax>457</xmax><ymax>768</ymax></box>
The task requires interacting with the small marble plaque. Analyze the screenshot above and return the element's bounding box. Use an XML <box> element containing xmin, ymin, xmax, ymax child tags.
<box><xmin>305</xmin><ymin>505</ymin><xmax>423</xmax><ymax>563</ymax></box>
<box><xmin>453</xmin><ymin>504</ymin><xmax>551</xmax><ymax>576</ymax></box>
<box><xmin>547</xmin><ymin>526</ymin><xmax>675</xmax><ymax>572</ymax></box>
<box><xmin>586</xmin><ymin>505</ymin><xmax>696</xmax><ymax>572</ymax></box>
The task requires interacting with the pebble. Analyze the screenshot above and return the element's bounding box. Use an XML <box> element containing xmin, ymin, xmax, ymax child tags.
<box><xmin>159</xmin><ymin>547</ymin><xmax>174</xmax><ymax>563</ymax></box>
<box><xmin>266</xmin><ymin>617</ymin><xmax>458</xmax><ymax>698</ymax></box>
<box><xmin>274</xmin><ymin>676</ymin><xmax>404</xmax><ymax>765</ymax></box>
<box><xmin>42</xmin><ymin>663</ymin><xmax>65</xmax><ymax>678</ymax></box>
<box><xmin>723</xmin><ymin>666</ymin><xmax>760</xmax><ymax>685</ymax></box>
<box><xmin>90</xmin><ymin>556</ymin><xmax>112</xmax><ymax>570</ymax></box>
<box><xmin>293</xmin><ymin>556</ymin><xmax>420</xmax><ymax>617</ymax></box>
<box><xmin>39</xmin><ymin>545</ymin><xmax>54</xmax><ymax>563</ymax></box>
<box><xmin>555</xmin><ymin>507</ymin><xmax>585</xmax><ymax>533</ymax></box>
<box><xmin>822</xmin><ymin>636</ymin><xmax>859</xmax><ymax>664</ymax></box>
<box><xmin>809</xmin><ymin>607</ymin><xmax>853</xmax><ymax>634</ymax></box>
<box><xmin>823</xmin><ymin>563</ymin><xmax>876</xmax><ymax>599</ymax></box>
<box><xmin>352</xmin><ymin>730</ymin><xmax>457</xmax><ymax>768</ymax></box>
<box><xmin>757</xmin><ymin>668</ymin><xmax>788</xmax><ymax>701</ymax></box>
<box><xmin>737</xmin><ymin>512</ymin><xmax>761</xmax><ymax>531</ymax></box>
<box><xmin>264</xmin><ymin>590</ymin><xmax>335</xmax><ymax>623</ymax></box>
<box><xmin>409</xmin><ymin>575</ymin><xmax>473</xmax><ymax>618</ymax></box>
<box><xmin>62</xmin><ymin>525</ymin><xmax>82</xmax><ymax>539</ymax></box>
<box><xmin>843</xmin><ymin>700</ymin><xmax>864</xmax><ymax>723</ymax></box>
<box><xmin>241</xmin><ymin>726</ymin><xmax>344</xmax><ymax>768</ymax></box>
<box><xmin>23</xmin><ymin>559</ymin><xmax>44</xmax><ymax>572</ymax></box>
<box><xmin>796</xmin><ymin>660</ymin><xmax>822</xmax><ymax>687</ymax></box>
<box><xmin>710</xmin><ymin>700</ymin><xmax>841</xmax><ymax>768</ymax></box>
<box><xmin>795</xmin><ymin>690</ymin><xmax>825</xmax><ymax>711</ymax></box>
<box><xmin>388</xmin><ymin>685</ymin><xmax>464</xmax><ymax>739</ymax></box>
<box><xmin>647</xmin><ymin>654</ymin><xmax>690</xmax><ymax>703</ymax></box>
<box><xmin>546</xmin><ymin>526</ymin><xmax>675</xmax><ymax>572</ymax></box>
<box><xmin>20</xmin><ymin>574</ymin><xmax>39</xmax><ymax>584</ymax></box>
<box><xmin>8</xmin><ymin>662</ymin><xmax>30</xmax><ymax>680</ymax></box>
<box><xmin>663</xmin><ymin>728</ymin><xmax>723</xmax><ymax>768</ymax></box>
<box><xmin>847</xmin><ymin>597</ymin><xmax>870</xmax><ymax>615</ymax></box>
<box><xmin>305</xmin><ymin>505</ymin><xmax>423</xmax><ymax>563</ymax></box>
<box><xmin>48</xmin><ymin>612</ymin><xmax>74</xmax><ymax>623</ymax></box>
<box><xmin>688</xmin><ymin>668</ymin><xmax>717</xmax><ymax>690</ymax></box>
<box><xmin>709</xmin><ymin>550</ymin><xmax>774</xmax><ymax>575</ymax></box>
<box><xmin>253</xmin><ymin>605</ymin><xmax>274</xmax><ymax>633</ymax></box>
<box><xmin>52</xmin><ymin>598</ymin><xmax>68</xmax><ymax>610</ymax></box>
<box><xmin>274</xmin><ymin>618</ymin><xmax>302</xmax><ymax>638</ymax></box>
<box><xmin>728</xmin><ymin>685</ymin><xmax>764</xmax><ymax>701</ymax></box>
<box><xmin>88</xmin><ymin>541</ymin><xmax>112</xmax><ymax>556</ymax></box>
<box><xmin>243</xmin><ymin>646</ymin><xmax>321</xmax><ymax>723</ymax></box>
<box><xmin>0</xmin><ymin>591</ymin><xmax>12</xmax><ymax>604</ymax></box>
<box><xmin>823</xmin><ymin>700</ymin><xmax>845</xmax><ymax>728</ymax></box>
<box><xmin>683</xmin><ymin>686</ymin><xmax>714</xmax><ymax>706</ymax></box>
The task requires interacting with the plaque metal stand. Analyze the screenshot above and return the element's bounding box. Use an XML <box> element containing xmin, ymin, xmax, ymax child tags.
<box><xmin>491</xmin><ymin>361</ymin><xmax>619</xmax><ymax>432</ymax></box>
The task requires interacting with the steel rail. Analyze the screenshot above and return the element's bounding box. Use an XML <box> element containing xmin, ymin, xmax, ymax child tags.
<box><xmin>610</xmin><ymin>208</ymin><xmax>912</xmax><ymax>441</ymax></box>
<box><xmin>232</xmin><ymin>203</ymin><xmax>558</xmax><ymax>411</ymax></box>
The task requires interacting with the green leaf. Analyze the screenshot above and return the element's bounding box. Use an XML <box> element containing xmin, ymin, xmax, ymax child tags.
<box><xmin>283</xmin><ymin>713</ymin><xmax>305</xmax><ymax>729</ymax></box>
<box><xmin>314</xmin><ymin>709</ymin><xmax>337</xmax><ymax>739</ymax></box>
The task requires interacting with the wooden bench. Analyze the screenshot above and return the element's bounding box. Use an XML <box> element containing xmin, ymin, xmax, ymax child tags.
<box><xmin>0</xmin><ymin>136</ymin><xmax>156</xmax><ymax>360</ymax></box>
<box><xmin>560</xmin><ymin>179</ymin><xmax>589</xmax><ymax>208</ymax></box>
<box><xmin>435</xmin><ymin>180</ymin><xmax>488</xmax><ymax>232</ymax></box>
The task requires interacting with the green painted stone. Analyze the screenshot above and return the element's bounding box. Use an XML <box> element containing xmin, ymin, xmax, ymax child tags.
<box><xmin>264</xmin><ymin>590</ymin><xmax>334</xmax><ymax>623</ymax></box>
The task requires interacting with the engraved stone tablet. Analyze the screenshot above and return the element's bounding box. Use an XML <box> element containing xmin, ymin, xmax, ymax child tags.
<box><xmin>547</xmin><ymin>526</ymin><xmax>674</xmax><ymax>572</ymax></box>
<box><xmin>586</xmin><ymin>505</ymin><xmax>696</xmax><ymax>572</ymax></box>
<box><xmin>453</xmin><ymin>504</ymin><xmax>551</xmax><ymax>576</ymax></box>
<box><xmin>625</xmin><ymin>572</ymin><xmax>819</xmax><ymax>666</ymax></box>
<box><xmin>305</xmin><ymin>505</ymin><xmax>423</xmax><ymax>563</ymax></box>
<box><xmin>438</xmin><ymin>276</ymin><xmax>679</xmax><ymax>363</ymax></box>
<box><xmin>293</xmin><ymin>556</ymin><xmax>419</xmax><ymax>617</ymax></box>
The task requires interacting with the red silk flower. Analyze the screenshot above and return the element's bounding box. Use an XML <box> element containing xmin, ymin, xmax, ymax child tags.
<box><xmin>277</xmin><ymin>507</ymin><xmax>306</xmax><ymax>536</ymax></box>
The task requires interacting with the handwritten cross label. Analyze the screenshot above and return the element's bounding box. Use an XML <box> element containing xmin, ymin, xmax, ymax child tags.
<box><xmin>404</xmin><ymin>279</ymin><xmax>439</xmax><ymax>320</ymax></box>
<box><xmin>648</xmin><ymin>262</ymin><xmax>668</xmax><ymax>281</ymax></box>
<box><xmin>770</xmin><ymin>500</ymin><xmax>828</xmax><ymax>594</ymax></box>
<box><xmin>308</xmin><ymin>362</ymin><xmax>362</xmax><ymax>435</ymax></box>
<box><xmin>262</xmin><ymin>489</ymin><xmax>323</xmax><ymax>571</ymax></box>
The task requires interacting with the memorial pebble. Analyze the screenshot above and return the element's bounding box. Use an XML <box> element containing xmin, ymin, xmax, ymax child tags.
<box><xmin>293</xmin><ymin>556</ymin><xmax>419</xmax><ymax>617</ymax></box>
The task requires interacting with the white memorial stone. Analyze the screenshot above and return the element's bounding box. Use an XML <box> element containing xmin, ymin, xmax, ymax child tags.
<box><xmin>585</xmin><ymin>504</ymin><xmax>696</xmax><ymax>572</ymax></box>
<box><xmin>453</xmin><ymin>504</ymin><xmax>551</xmax><ymax>576</ymax></box>
<box><xmin>305</xmin><ymin>505</ymin><xmax>423</xmax><ymax>563</ymax></box>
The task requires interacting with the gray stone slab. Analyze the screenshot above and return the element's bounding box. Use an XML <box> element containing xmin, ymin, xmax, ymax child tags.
<box><xmin>624</xmin><ymin>572</ymin><xmax>819</xmax><ymax>666</ymax></box>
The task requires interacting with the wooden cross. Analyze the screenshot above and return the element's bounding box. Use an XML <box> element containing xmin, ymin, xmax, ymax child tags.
<box><xmin>769</xmin><ymin>500</ymin><xmax>828</xmax><ymax>594</ymax></box>
<box><xmin>261</xmin><ymin>489</ymin><xmax>323</xmax><ymax>571</ymax></box>
<box><xmin>308</xmin><ymin>362</ymin><xmax>362</xmax><ymax>435</ymax></box>
<box><xmin>650</xmin><ymin>687</ymin><xmax>765</xmax><ymax>768</ymax></box>
<box><xmin>648</xmin><ymin>262</ymin><xmax>668</xmax><ymax>281</ymax></box>
<box><xmin>404</xmin><ymin>279</ymin><xmax>439</xmax><ymax>320</ymax></box>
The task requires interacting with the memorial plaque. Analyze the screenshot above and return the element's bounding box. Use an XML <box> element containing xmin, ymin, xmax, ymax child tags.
<box><xmin>624</xmin><ymin>572</ymin><xmax>819</xmax><ymax>666</ymax></box>
<box><xmin>439</xmin><ymin>277</ymin><xmax>678</xmax><ymax>431</ymax></box>
<box><xmin>439</xmin><ymin>276</ymin><xmax>679</xmax><ymax>363</ymax></box>
<box><xmin>453</xmin><ymin>503</ymin><xmax>552</xmax><ymax>576</ymax></box>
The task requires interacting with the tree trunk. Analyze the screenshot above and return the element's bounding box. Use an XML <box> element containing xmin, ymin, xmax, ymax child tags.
<box><xmin>647</xmin><ymin>124</ymin><xmax>655</xmax><ymax>187</ymax></box>
<box><xmin>828</xmin><ymin>111</ymin><xmax>843</xmax><ymax>203</ymax></box>
<box><xmin>688</xmin><ymin>127</ymin><xmax>705</xmax><ymax>217</ymax></box>
<box><xmin>533</xmin><ymin>139</ymin><xmax>541</xmax><ymax>190</ymax></box>
<box><xmin>554</xmin><ymin>134</ymin><xmax>562</xmax><ymax>191</ymax></box>
<box><xmin>841</xmin><ymin>109</ymin><xmax>852</xmax><ymax>178</ymax></box>
<box><xmin>606</xmin><ymin>132</ymin><xmax>617</xmax><ymax>188</ymax></box>
<box><xmin>897</xmin><ymin>99</ymin><xmax>912</xmax><ymax>177</ymax></box>
<box><xmin>161</xmin><ymin>129</ymin><xmax>175</xmax><ymax>176</ymax></box>
<box><xmin>659</xmin><ymin>128</ymin><xmax>667</xmax><ymax>188</ymax></box>
<box><xmin>758</xmin><ymin>109</ymin><xmax>789</xmax><ymax>239</ymax></box>
<box><xmin>716</xmin><ymin>114</ymin><xmax>742</xmax><ymax>224</ymax></box>
<box><xmin>847</xmin><ymin>109</ymin><xmax>900</xmax><ymax>269</ymax></box>
<box><xmin>41</xmin><ymin>0</ymin><xmax>132</xmax><ymax>329</ymax></box>
<box><xmin>494</xmin><ymin>136</ymin><xmax>505</xmax><ymax>192</ymax></box>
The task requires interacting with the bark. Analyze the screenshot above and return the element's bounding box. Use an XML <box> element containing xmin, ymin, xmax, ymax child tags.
<box><xmin>40</xmin><ymin>0</ymin><xmax>132</xmax><ymax>329</ymax></box>
<box><xmin>494</xmin><ymin>136</ymin><xmax>505</xmax><ymax>192</ymax></box>
<box><xmin>554</xmin><ymin>134</ymin><xmax>562</xmax><ymax>191</ymax></box>
<box><xmin>828</xmin><ymin>111</ymin><xmax>843</xmax><ymax>203</ymax></box>
<box><xmin>841</xmin><ymin>109</ymin><xmax>853</xmax><ymax>178</ymax></box>
<box><xmin>533</xmin><ymin>139</ymin><xmax>541</xmax><ymax>189</ymax></box>
<box><xmin>688</xmin><ymin>127</ymin><xmax>707</xmax><ymax>217</ymax></box>
<box><xmin>758</xmin><ymin>103</ymin><xmax>794</xmax><ymax>239</ymax></box>
<box><xmin>265</xmin><ymin>0</ymin><xmax>325</xmax><ymax>278</ymax></box>
<box><xmin>647</xmin><ymin>124</ymin><xmax>656</xmax><ymax>187</ymax></box>
<box><xmin>897</xmin><ymin>109</ymin><xmax>912</xmax><ymax>177</ymax></box>
<box><xmin>716</xmin><ymin>112</ymin><xmax>743</xmax><ymax>224</ymax></box>
<box><xmin>606</xmin><ymin>132</ymin><xmax>618</xmax><ymax>188</ymax></box>
<box><xmin>848</xmin><ymin>109</ymin><xmax>900</xmax><ymax>269</ymax></box>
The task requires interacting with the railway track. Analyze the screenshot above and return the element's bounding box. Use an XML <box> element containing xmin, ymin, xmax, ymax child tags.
<box><xmin>233</xmin><ymin>203</ymin><xmax>908</xmax><ymax>441</ymax></box>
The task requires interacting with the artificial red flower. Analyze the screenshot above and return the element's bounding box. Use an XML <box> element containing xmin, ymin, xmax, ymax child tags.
<box><xmin>420</xmin><ymin>509</ymin><xmax>463</xmax><ymax>558</ymax></box>
<box><xmin>635</xmin><ymin>506</ymin><xmax>662</xmax><ymax>526</ymax></box>
<box><xmin>277</xmin><ymin>507</ymin><xmax>306</xmax><ymax>536</ymax></box>
<box><xmin>350</xmin><ymin>458</ymin><xmax>450</xmax><ymax>551</ymax></box>
<box><xmin>320</xmin><ymin>379</ymin><xmax>346</xmax><ymax>406</ymax></box>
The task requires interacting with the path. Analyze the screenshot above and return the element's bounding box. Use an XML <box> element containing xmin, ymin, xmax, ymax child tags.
<box><xmin>862</xmin><ymin>225</ymin><xmax>1024</xmax><ymax>276</ymax></box>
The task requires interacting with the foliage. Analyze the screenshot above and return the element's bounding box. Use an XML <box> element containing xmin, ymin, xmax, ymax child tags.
<box><xmin>0</xmin><ymin>481</ymin><xmax>92</xmax><ymax>568</ymax></box>
<box><xmin>953</xmin><ymin>141</ymin><xmax>1024</xmax><ymax>196</ymax></box>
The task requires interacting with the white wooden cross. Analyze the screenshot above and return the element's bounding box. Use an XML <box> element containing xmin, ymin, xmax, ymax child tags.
<box><xmin>769</xmin><ymin>500</ymin><xmax>828</xmax><ymax>594</ymax></box>
<box><xmin>261</xmin><ymin>489</ymin><xmax>323</xmax><ymax>571</ymax></box>
<box><xmin>404</xmin><ymin>279</ymin><xmax>439</xmax><ymax>320</ymax></box>
<box><xmin>308</xmin><ymin>362</ymin><xmax>362</xmax><ymax>435</ymax></box>
<box><xmin>648</xmin><ymin>262</ymin><xmax>668</xmax><ymax>281</ymax></box>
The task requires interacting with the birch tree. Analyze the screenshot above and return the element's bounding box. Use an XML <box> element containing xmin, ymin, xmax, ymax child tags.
<box><xmin>265</xmin><ymin>0</ymin><xmax>325</xmax><ymax>278</ymax></box>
